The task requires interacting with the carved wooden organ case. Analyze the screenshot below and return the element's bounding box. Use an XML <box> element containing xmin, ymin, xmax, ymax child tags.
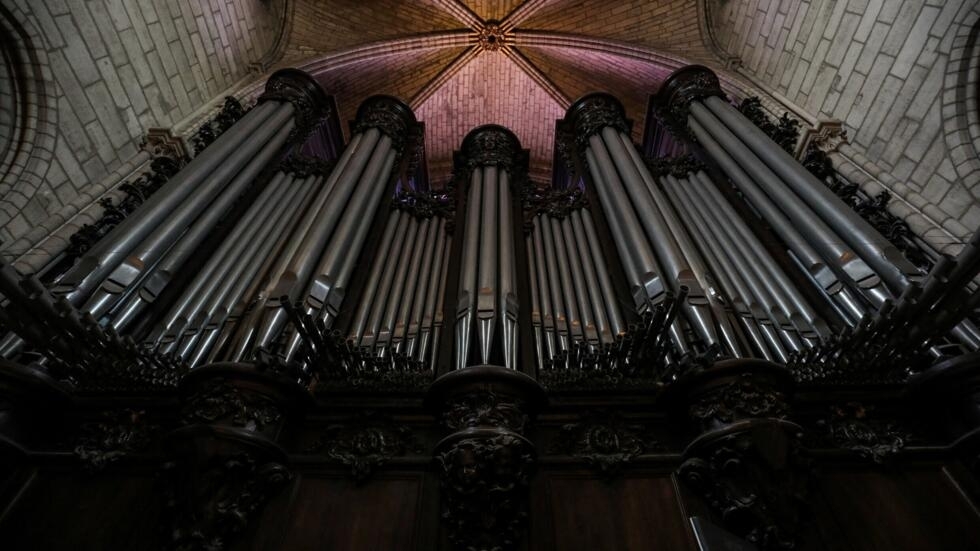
<box><xmin>0</xmin><ymin>66</ymin><xmax>979</xmax><ymax>550</ymax></box>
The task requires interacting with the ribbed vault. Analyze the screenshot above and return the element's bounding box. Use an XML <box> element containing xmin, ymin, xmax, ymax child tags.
<box><xmin>282</xmin><ymin>0</ymin><xmax>723</xmax><ymax>185</ymax></box>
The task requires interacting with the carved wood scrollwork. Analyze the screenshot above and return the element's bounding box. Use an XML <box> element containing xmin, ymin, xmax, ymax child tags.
<box><xmin>551</xmin><ymin>412</ymin><xmax>661</xmax><ymax>477</ymax></box>
<box><xmin>305</xmin><ymin>415</ymin><xmax>421</xmax><ymax>482</ymax></box>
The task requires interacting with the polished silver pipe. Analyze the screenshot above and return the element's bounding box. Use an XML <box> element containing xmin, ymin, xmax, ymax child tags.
<box><xmin>688</xmin><ymin>116</ymin><xmax>869</xmax><ymax>322</ymax></box>
<box><xmin>677</xmin><ymin>177</ymin><xmax>805</xmax><ymax>351</ymax></box>
<box><xmin>705</xmin><ymin>96</ymin><xmax>919</xmax><ymax>292</ymax></box>
<box><xmin>148</xmin><ymin>172</ymin><xmax>304</xmax><ymax>348</ymax></box>
<box><xmin>476</xmin><ymin>166</ymin><xmax>499</xmax><ymax>365</ymax></box>
<box><xmin>183</xmin><ymin>178</ymin><xmax>314</xmax><ymax>366</ymax></box>
<box><xmin>112</xmin><ymin>171</ymin><xmax>287</xmax><ymax>333</ymax></box>
<box><xmin>692</xmin><ymin>171</ymin><xmax>831</xmax><ymax>340</ymax></box>
<box><xmin>551</xmin><ymin>217</ymin><xmax>584</xmax><ymax>344</ymax></box>
<box><xmin>252</xmin><ymin>130</ymin><xmax>388</xmax><ymax>352</ymax></box>
<box><xmin>427</xmin><ymin>237</ymin><xmax>451</xmax><ymax>371</ymax></box>
<box><xmin>394</xmin><ymin>217</ymin><xmax>432</xmax><ymax>350</ymax></box>
<box><xmin>531</xmin><ymin>221</ymin><xmax>557</xmax><ymax>360</ymax></box>
<box><xmin>579</xmin><ymin>209</ymin><xmax>626</xmax><ymax>339</ymax></box>
<box><xmin>164</xmin><ymin>175</ymin><xmax>309</xmax><ymax>354</ymax></box>
<box><xmin>567</xmin><ymin>214</ymin><xmax>608</xmax><ymax>344</ymax></box>
<box><xmin>526</xmin><ymin>232</ymin><xmax>546</xmax><ymax>371</ymax></box>
<box><xmin>540</xmin><ymin>214</ymin><xmax>569</xmax><ymax>352</ymax></box>
<box><xmin>455</xmin><ymin>169</ymin><xmax>483</xmax><ymax>369</ymax></box>
<box><xmin>559</xmin><ymin>216</ymin><xmax>596</xmax><ymax>344</ymax></box>
<box><xmin>375</xmin><ymin>216</ymin><xmax>420</xmax><ymax>352</ymax></box>
<box><xmin>348</xmin><ymin>210</ymin><xmax>403</xmax><ymax>344</ymax></box>
<box><xmin>585</xmin><ymin>140</ymin><xmax>665</xmax><ymax>311</ymax></box>
<box><xmin>413</xmin><ymin>218</ymin><xmax>446</xmax><ymax>359</ymax></box>
<box><xmin>52</xmin><ymin>101</ymin><xmax>281</xmax><ymax>306</ymax></box>
<box><xmin>661</xmin><ymin>178</ymin><xmax>781</xmax><ymax>362</ymax></box>
<box><xmin>498</xmin><ymin>170</ymin><xmax>518</xmax><ymax>370</ymax></box>
<box><xmin>666</xmin><ymin>176</ymin><xmax>793</xmax><ymax>359</ymax></box>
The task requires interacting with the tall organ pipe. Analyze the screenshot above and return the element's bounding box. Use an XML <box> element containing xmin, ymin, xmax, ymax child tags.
<box><xmin>704</xmin><ymin>95</ymin><xmax>920</xmax><ymax>293</ymax></box>
<box><xmin>527</xmin><ymin>232</ymin><xmax>546</xmax><ymax>371</ymax></box>
<box><xmin>531</xmin><ymin>220</ymin><xmax>557</xmax><ymax>359</ymax></box>
<box><xmin>687</xmin><ymin>117</ymin><xmax>867</xmax><ymax>324</ymax></box>
<box><xmin>394</xmin><ymin>218</ymin><xmax>432</xmax><ymax>349</ymax></box>
<box><xmin>451</xmin><ymin>125</ymin><xmax>526</xmax><ymax>370</ymax></box>
<box><xmin>51</xmin><ymin>100</ymin><xmax>282</xmax><ymax>306</ymax></box>
<box><xmin>539</xmin><ymin>215</ymin><xmax>569</xmax><ymax>352</ymax></box>
<box><xmin>349</xmin><ymin>210</ymin><xmax>405</xmax><ymax>346</ymax></box>
<box><xmin>412</xmin><ymin>218</ymin><xmax>446</xmax><ymax>359</ymax></box>
<box><xmin>578</xmin><ymin>209</ymin><xmax>626</xmax><ymax>339</ymax></box>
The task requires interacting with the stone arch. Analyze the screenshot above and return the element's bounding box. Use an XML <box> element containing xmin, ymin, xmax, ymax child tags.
<box><xmin>0</xmin><ymin>2</ymin><xmax>58</xmax><ymax>244</ymax></box>
<box><xmin>944</xmin><ymin>4</ymin><xmax>980</xmax><ymax>203</ymax></box>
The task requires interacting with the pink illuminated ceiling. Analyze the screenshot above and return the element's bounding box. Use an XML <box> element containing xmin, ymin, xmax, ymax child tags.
<box><xmin>285</xmin><ymin>0</ymin><xmax>718</xmax><ymax>186</ymax></box>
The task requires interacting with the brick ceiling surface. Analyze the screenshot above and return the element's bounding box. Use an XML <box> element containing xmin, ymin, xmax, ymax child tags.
<box><xmin>415</xmin><ymin>50</ymin><xmax>565</xmax><ymax>186</ymax></box>
<box><xmin>286</xmin><ymin>0</ymin><xmax>712</xmax><ymax>184</ymax></box>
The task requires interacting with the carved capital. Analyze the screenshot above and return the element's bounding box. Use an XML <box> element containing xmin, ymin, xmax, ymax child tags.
<box><xmin>654</xmin><ymin>65</ymin><xmax>724</xmax><ymax>139</ymax></box>
<box><xmin>679</xmin><ymin>419</ymin><xmax>812</xmax><ymax>551</ymax></box>
<box><xmin>551</xmin><ymin>412</ymin><xmax>661</xmax><ymax>477</ymax></box>
<box><xmin>797</xmin><ymin>119</ymin><xmax>847</xmax><ymax>158</ymax></box>
<box><xmin>563</xmin><ymin>93</ymin><xmax>630</xmax><ymax>153</ymax></box>
<box><xmin>259</xmin><ymin>68</ymin><xmax>331</xmax><ymax>125</ymax></box>
<box><xmin>456</xmin><ymin>124</ymin><xmax>526</xmax><ymax>178</ymax></box>
<box><xmin>352</xmin><ymin>95</ymin><xmax>418</xmax><ymax>155</ymax></box>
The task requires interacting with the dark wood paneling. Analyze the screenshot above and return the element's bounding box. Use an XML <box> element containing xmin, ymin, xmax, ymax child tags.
<box><xmin>806</xmin><ymin>463</ymin><xmax>980</xmax><ymax>551</ymax></box>
<box><xmin>263</xmin><ymin>472</ymin><xmax>434</xmax><ymax>550</ymax></box>
<box><xmin>0</xmin><ymin>470</ymin><xmax>162</xmax><ymax>551</ymax></box>
<box><xmin>529</xmin><ymin>470</ymin><xmax>697</xmax><ymax>551</ymax></box>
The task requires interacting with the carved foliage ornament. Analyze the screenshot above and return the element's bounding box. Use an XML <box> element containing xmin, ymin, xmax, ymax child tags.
<box><xmin>74</xmin><ymin>409</ymin><xmax>160</xmax><ymax>472</ymax></box>
<box><xmin>352</xmin><ymin>96</ymin><xmax>415</xmax><ymax>154</ymax></box>
<box><xmin>569</xmin><ymin>94</ymin><xmax>630</xmax><ymax>152</ymax></box>
<box><xmin>191</xmin><ymin>97</ymin><xmax>246</xmax><ymax>154</ymax></box>
<box><xmin>260</xmin><ymin>71</ymin><xmax>330</xmax><ymax>128</ymax></box>
<box><xmin>181</xmin><ymin>380</ymin><xmax>282</xmax><ymax>432</ymax></box>
<box><xmin>523</xmin><ymin>185</ymin><xmax>587</xmax><ymax>220</ymax></box>
<box><xmin>656</xmin><ymin>66</ymin><xmax>724</xmax><ymax>138</ymax></box>
<box><xmin>643</xmin><ymin>154</ymin><xmax>707</xmax><ymax>178</ymax></box>
<box><xmin>689</xmin><ymin>373</ymin><xmax>789</xmax><ymax>427</ymax></box>
<box><xmin>277</xmin><ymin>154</ymin><xmax>336</xmax><ymax>178</ymax></box>
<box><xmin>393</xmin><ymin>189</ymin><xmax>454</xmax><ymax>220</ymax></box>
<box><xmin>737</xmin><ymin>97</ymin><xmax>800</xmax><ymax>154</ymax></box>
<box><xmin>162</xmin><ymin>452</ymin><xmax>291</xmax><ymax>551</ymax></box>
<box><xmin>305</xmin><ymin>416</ymin><xmax>421</xmax><ymax>482</ymax></box>
<box><xmin>459</xmin><ymin>127</ymin><xmax>524</xmax><ymax>176</ymax></box>
<box><xmin>442</xmin><ymin>390</ymin><xmax>529</xmax><ymax>433</ymax></box>
<box><xmin>437</xmin><ymin>434</ymin><xmax>534</xmax><ymax>551</ymax></box>
<box><xmin>816</xmin><ymin>402</ymin><xmax>910</xmax><ymax>463</ymax></box>
<box><xmin>552</xmin><ymin>412</ymin><xmax>661</xmax><ymax>476</ymax></box>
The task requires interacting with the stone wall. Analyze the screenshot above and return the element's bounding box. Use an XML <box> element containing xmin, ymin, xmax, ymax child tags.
<box><xmin>0</xmin><ymin>0</ymin><xmax>286</xmax><ymax>250</ymax></box>
<box><xmin>708</xmin><ymin>0</ymin><xmax>980</xmax><ymax>253</ymax></box>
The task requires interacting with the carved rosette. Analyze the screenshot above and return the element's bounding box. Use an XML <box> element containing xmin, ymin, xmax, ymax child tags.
<box><xmin>258</xmin><ymin>68</ymin><xmax>331</xmax><ymax>130</ymax></box>
<box><xmin>74</xmin><ymin>409</ymin><xmax>160</xmax><ymax>472</ymax></box>
<box><xmin>653</xmin><ymin>65</ymin><xmax>725</xmax><ymax>139</ymax></box>
<box><xmin>457</xmin><ymin>124</ymin><xmax>527</xmax><ymax>178</ymax></box>
<box><xmin>305</xmin><ymin>415</ymin><xmax>421</xmax><ymax>482</ymax></box>
<box><xmin>563</xmin><ymin>93</ymin><xmax>630</xmax><ymax>154</ymax></box>
<box><xmin>352</xmin><ymin>95</ymin><xmax>418</xmax><ymax>155</ymax></box>
<box><xmin>426</xmin><ymin>365</ymin><xmax>546</xmax><ymax>551</ymax></box>
<box><xmin>552</xmin><ymin>412</ymin><xmax>661</xmax><ymax>477</ymax></box>
<box><xmin>814</xmin><ymin>403</ymin><xmax>910</xmax><ymax>463</ymax></box>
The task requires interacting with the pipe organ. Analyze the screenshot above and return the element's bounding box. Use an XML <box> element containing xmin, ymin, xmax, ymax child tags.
<box><xmin>0</xmin><ymin>66</ymin><xmax>979</xmax><ymax>551</ymax></box>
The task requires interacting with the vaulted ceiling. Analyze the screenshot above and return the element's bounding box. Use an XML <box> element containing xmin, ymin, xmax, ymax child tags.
<box><xmin>279</xmin><ymin>0</ymin><xmax>718</xmax><ymax>186</ymax></box>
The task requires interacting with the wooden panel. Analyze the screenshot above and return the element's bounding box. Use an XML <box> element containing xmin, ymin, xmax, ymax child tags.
<box><xmin>529</xmin><ymin>471</ymin><xmax>697</xmax><ymax>551</ymax></box>
<box><xmin>807</xmin><ymin>464</ymin><xmax>980</xmax><ymax>551</ymax></box>
<box><xmin>268</xmin><ymin>472</ymin><xmax>432</xmax><ymax>550</ymax></box>
<box><xmin>0</xmin><ymin>470</ymin><xmax>161</xmax><ymax>551</ymax></box>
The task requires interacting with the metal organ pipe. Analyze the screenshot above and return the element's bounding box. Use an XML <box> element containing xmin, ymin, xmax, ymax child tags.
<box><xmin>451</xmin><ymin>126</ymin><xmax>525</xmax><ymax>370</ymax></box>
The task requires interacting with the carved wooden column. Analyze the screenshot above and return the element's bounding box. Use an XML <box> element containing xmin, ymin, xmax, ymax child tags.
<box><xmin>426</xmin><ymin>125</ymin><xmax>546</xmax><ymax>551</ymax></box>
<box><xmin>667</xmin><ymin>359</ymin><xmax>810</xmax><ymax>551</ymax></box>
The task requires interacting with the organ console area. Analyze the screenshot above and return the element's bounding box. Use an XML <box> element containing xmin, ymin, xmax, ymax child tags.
<box><xmin>0</xmin><ymin>66</ymin><xmax>978</xmax><ymax>551</ymax></box>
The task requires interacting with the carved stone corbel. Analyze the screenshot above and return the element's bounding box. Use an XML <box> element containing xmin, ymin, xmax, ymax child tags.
<box><xmin>425</xmin><ymin>365</ymin><xmax>546</xmax><ymax>551</ymax></box>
